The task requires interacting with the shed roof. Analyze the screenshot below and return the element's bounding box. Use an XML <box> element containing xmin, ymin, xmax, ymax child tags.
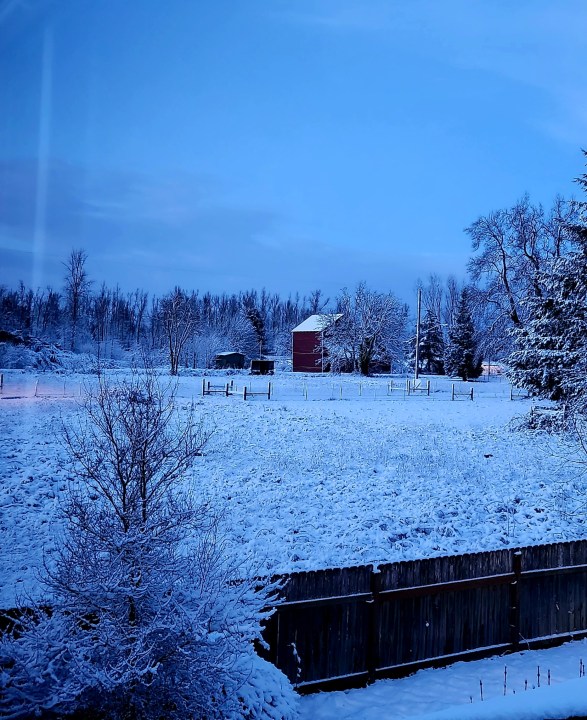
<box><xmin>292</xmin><ymin>314</ymin><xmax>342</xmax><ymax>333</ymax></box>
<box><xmin>216</xmin><ymin>351</ymin><xmax>245</xmax><ymax>357</ymax></box>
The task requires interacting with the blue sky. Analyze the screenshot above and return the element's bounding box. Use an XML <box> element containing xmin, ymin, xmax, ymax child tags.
<box><xmin>1</xmin><ymin>0</ymin><xmax>586</xmax><ymax>303</ymax></box>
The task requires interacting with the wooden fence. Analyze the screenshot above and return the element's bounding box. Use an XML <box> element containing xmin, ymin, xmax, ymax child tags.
<box><xmin>262</xmin><ymin>540</ymin><xmax>587</xmax><ymax>693</ymax></box>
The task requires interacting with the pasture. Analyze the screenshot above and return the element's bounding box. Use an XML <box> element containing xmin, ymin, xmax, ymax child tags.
<box><xmin>1</xmin><ymin>369</ymin><xmax>585</xmax><ymax>609</ymax></box>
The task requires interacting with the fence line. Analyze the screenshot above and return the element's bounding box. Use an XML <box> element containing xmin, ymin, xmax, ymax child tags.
<box><xmin>262</xmin><ymin>539</ymin><xmax>587</xmax><ymax>692</ymax></box>
<box><xmin>0</xmin><ymin>373</ymin><xmax>521</xmax><ymax>403</ymax></box>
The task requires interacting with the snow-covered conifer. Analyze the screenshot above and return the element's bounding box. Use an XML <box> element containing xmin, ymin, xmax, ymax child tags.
<box><xmin>444</xmin><ymin>289</ymin><xmax>482</xmax><ymax>381</ymax></box>
<box><xmin>412</xmin><ymin>310</ymin><xmax>445</xmax><ymax>375</ymax></box>
<box><xmin>508</xmin><ymin>152</ymin><xmax>587</xmax><ymax>403</ymax></box>
<box><xmin>508</xmin><ymin>244</ymin><xmax>587</xmax><ymax>402</ymax></box>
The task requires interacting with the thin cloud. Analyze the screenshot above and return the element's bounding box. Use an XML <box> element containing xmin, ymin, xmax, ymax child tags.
<box><xmin>273</xmin><ymin>0</ymin><xmax>587</xmax><ymax>146</ymax></box>
<box><xmin>0</xmin><ymin>158</ymin><xmax>284</xmax><ymax>293</ymax></box>
<box><xmin>0</xmin><ymin>0</ymin><xmax>24</xmax><ymax>25</ymax></box>
<box><xmin>273</xmin><ymin>1</ymin><xmax>395</xmax><ymax>33</ymax></box>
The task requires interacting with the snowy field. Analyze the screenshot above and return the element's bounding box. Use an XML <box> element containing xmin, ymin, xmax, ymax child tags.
<box><xmin>2</xmin><ymin>368</ymin><xmax>587</xmax><ymax>611</ymax></box>
<box><xmin>3</xmin><ymin>367</ymin><xmax>587</xmax><ymax>718</ymax></box>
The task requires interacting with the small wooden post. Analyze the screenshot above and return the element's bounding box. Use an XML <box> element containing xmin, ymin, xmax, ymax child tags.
<box><xmin>225</xmin><ymin>383</ymin><xmax>229</xmax><ymax>397</ymax></box>
<box><xmin>268</xmin><ymin>382</ymin><xmax>271</xmax><ymax>400</ymax></box>
<box><xmin>451</xmin><ymin>383</ymin><xmax>455</xmax><ymax>401</ymax></box>
<box><xmin>243</xmin><ymin>387</ymin><xmax>248</xmax><ymax>401</ymax></box>
<box><xmin>406</xmin><ymin>379</ymin><xmax>410</xmax><ymax>396</ymax></box>
<box><xmin>63</xmin><ymin>381</ymin><xmax>66</xmax><ymax>397</ymax></box>
<box><xmin>426</xmin><ymin>380</ymin><xmax>430</xmax><ymax>396</ymax></box>
<box><xmin>340</xmin><ymin>384</ymin><xmax>343</xmax><ymax>399</ymax></box>
<box><xmin>0</xmin><ymin>373</ymin><xmax>3</xmax><ymax>392</ymax></box>
<box><xmin>470</xmin><ymin>387</ymin><xmax>474</xmax><ymax>401</ymax></box>
<box><xmin>34</xmin><ymin>379</ymin><xmax>39</xmax><ymax>397</ymax></box>
<box><xmin>367</xmin><ymin>567</ymin><xmax>381</xmax><ymax>683</ymax></box>
<box><xmin>510</xmin><ymin>550</ymin><xmax>522</xmax><ymax>649</ymax></box>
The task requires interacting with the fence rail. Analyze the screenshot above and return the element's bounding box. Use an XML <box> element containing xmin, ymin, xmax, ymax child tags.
<box><xmin>263</xmin><ymin>539</ymin><xmax>587</xmax><ymax>693</ymax></box>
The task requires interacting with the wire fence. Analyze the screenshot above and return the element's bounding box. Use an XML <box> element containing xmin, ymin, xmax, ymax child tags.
<box><xmin>0</xmin><ymin>371</ymin><xmax>521</xmax><ymax>403</ymax></box>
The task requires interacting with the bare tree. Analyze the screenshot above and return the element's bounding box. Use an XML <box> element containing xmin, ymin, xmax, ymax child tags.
<box><xmin>307</xmin><ymin>288</ymin><xmax>328</xmax><ymax>315</ymax></box>
<box><xmin>130</xmin><ymin>289</ymin><xmax>149</xmax><ymax>345</ymax></box>
<box><xmin>442</xmin><ymin>275</ymin><xmax>461</xmax><ymax>334</ymax></box>
<box><xmin>63</xmin><ymin>248</ymin><xmax>91</xmax><ymax>351</ymax></box>
<box><xmin>466</xmin><ymin>195</ymin><xmax>578</xmax><ymax>335</ymax></box>
<box><xmin>417</xmin><ymin>274</ymin><xmax>444</xmax><ymax>325</ymax></box>
<box><xmin>0</xmin><ymin>366</ymin><xmax>296</xmax><ymax>720</ymax></box>
<box><xmin>160</xmin><ymin>287</ymin><xmax>198</xmax><ymax>375</ymax></box>
<box><xmin>324</xmin><ymin>283</ymin><xmax>408</xmax><ymax>375</ymax></box>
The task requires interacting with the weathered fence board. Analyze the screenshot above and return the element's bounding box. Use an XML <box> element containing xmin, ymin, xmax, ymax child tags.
<box><xmin>271</xmin><ymin>566</ymin><xmax>372</xmax><ymax>684</ymax></box>
<box><xmin>266</xmin><ymin>539</ymin><xmax>587</xmax><ymax>692</ymax></box>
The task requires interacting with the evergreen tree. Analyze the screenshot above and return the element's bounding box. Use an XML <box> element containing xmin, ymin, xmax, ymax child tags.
<box><xmin>508</xmin><ymin>152</ymin><xmax>587</xmax><ymax>403</ymax></box>
<box><xmin>444</xmin><ymin>289</ymin><xmax>483</xmax><ymax>380</ymax></box>
<box><xmin>418</xmin><ymin>310</ymin><xmax>445</xmax><ymax>374</ymax></box>
<box><xmin>508</xmin><ymin>243</ymin><xmax>587</xmax><ymax>401</ymax></box>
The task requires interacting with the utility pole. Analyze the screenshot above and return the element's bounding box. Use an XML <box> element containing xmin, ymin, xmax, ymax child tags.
<box><xmin>414</xmin><ymin>288</ymin><xmax>422</xmax><ymax>382</ymax></box>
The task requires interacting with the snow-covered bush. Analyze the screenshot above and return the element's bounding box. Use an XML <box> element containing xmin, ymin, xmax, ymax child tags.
<box><xmin>0</xmin><ymin>366</ymin><xmax>297</xmax><ymax>720</ymax></box>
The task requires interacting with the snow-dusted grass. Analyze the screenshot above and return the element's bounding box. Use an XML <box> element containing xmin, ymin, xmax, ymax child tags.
<box><xmin>1</xmin><ymin>369</ymin><xmax>586</xmax><ymax>609</ymax></box>
<box><xmin>300</xmin><ymin>639</ymin><xmax>587</xmax><ymax>719</ymax></box>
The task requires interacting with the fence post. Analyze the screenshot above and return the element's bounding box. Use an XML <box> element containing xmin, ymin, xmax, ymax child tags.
<box><xmin>451</xmin><ymin>383</ymin><xmax>455</xmax><ymax>401</ymax></box>
<box><xmin>243</xmin><ymin>387</ymin><xmax>247</xmax><ymax>401</ymax></box>
<box><xmin>427</xmin><ymin>380</ymin><xmax>430</xmax><ymax>396</ymax></box>
<box><xmin>0</xmin><ymin>373</ymin><xmax>3</xmax><ymax>392</ymax></box>
<box><xmin>225</xmin><ymin>383</ymin><xmax>229</xmax><ymax>397</ymax></box>
<box><xmin>470</xmin><ymin>387</ymin><xmax>474</xmax><ymax>401</ymax></box>
<box><xmin>509</xmin><ymin>550</ymin><xmax>522</xmax><ymax>650</ymax></box>
<box><xmin>34</xmin><ymin>379</ymin><xmax>39</xmax><ymax>397</ymax></box>
<box><xmin>268</xmin><ymin>382</ymin><xmax>271</xmax><ymax>400</ymax></box>
<box><xmin>367</xmin><ymin>566</ymin><xmax>381</xmax><ymax>684</ymax></box>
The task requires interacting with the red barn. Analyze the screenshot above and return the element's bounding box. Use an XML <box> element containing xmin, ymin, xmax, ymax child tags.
<box><xmin>291</xmin><ymin>314</ymin><xmax>342</xmax><ymax>372</ymax></box>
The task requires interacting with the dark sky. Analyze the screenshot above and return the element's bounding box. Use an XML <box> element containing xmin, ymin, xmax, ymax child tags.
<box><xmin>1</xmin><ymin>0</ymin><xmax>586</xmax><ymax>303</ymax></box>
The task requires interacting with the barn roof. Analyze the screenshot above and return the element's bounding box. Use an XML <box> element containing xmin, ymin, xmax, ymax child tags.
<box><xmin>292</xmin><ymin>314</ymin><xmax>342</xmax><ymax>333</ymax></box>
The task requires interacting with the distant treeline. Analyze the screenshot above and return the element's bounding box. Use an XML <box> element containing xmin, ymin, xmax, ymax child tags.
<box><xmin>0</xmin><ymin>254</ymin><xmax>333</xmax><ymax>367</ymax></box>
<box><xmin>2</xmin><ymin>152</ymin><xmax>587</xmax><ymax>387</ymax></box>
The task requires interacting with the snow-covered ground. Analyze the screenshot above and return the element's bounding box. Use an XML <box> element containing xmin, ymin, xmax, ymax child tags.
<box><xmin>1</xmin><ymin>369</ymin><xmax>586</xmax><ymax>609</ymax></box>
<box><xmin>3</xmin><ymin>368</ymin><xmax>587</xmax><ymax>717</ymax></box>
<box><xmin>300</xmin><ymin>639</ymin><xmax>587</xmax><ymax>719</ymax></box>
